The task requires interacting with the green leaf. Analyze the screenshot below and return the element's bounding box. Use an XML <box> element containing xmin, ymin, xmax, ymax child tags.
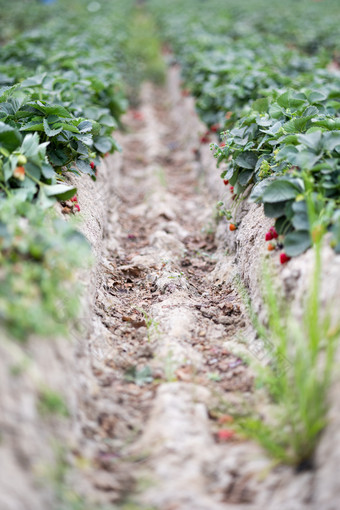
<box><xmin>25</xmin><ymin>161</ymin><xmax>41</xmax><ymax>181</ymax></box>
<box><xmin>283</xmin><ymin>117</ymin><xmax>311</xmax><ymax>134</ymax></box>
<box><xmin>275</xmin><ymin>216</ymin><xmax>292</xmax><ymax>236</ymax></box>
<box><xmin>20</xmin><ymin>133</ymin><xmax>41</xmax><ymax>157</ymax></box>
<box><xmin>276</xmin><ymin>144</ymin><xmax>299</xmax><ymax>162</ymax></box>
<box><xmin>34</xmin><ymin>102</ymin><xmax>73</xmax><ymax>119</ymax></box>
<box><xmin>41</xmin><ymin>163</ymin><xmax>56</xmax><ymax>179</ymax></box>
<box><xmin>249</xmin><ymin>179</ymin><xmax>271</xmax><ymax>202</ymax></box>
<box><xmin>307</xmin><ymin>90</ymin><xmax>328</xmax><ymax>103</ymax></box>
<box><xmin>323</xmin><ymin>132</ymin><xmax>340</xmax><ymax>152</ymax></box>
<box><xmin>44</xmin><ymin>184</ymin><xmax>77</xmax><ymax>201</ymax></box>
<box><xmin>252</xmin><ymin>98</ymin><xmax>269</xmax><ymax>113</ymax></box>
<box><xmin>238</xmin><ymin>169</ymin><xmax>253</xmax><ymax>186</ymax></box>
<box><xmin>263</xmin><ymin>180</ymin><xmax>300</xmax><ymax>203</ymax></box>
<box><xmin>297</xmin><ymin>131</ymin><xmax>322</xmax><ymax>151</ymax></box>
<box><xmin>43</xmin><ymin>118</ymin><xmax>63</xmax><ymax>137</ymax></box>
<box><xmin>291</xmin><ymin>201</ymin><xmax>309</xmax><ymax>231</ymax></box>
<box><xmin>0</xmin><ymin>122</ymin><xmax>22</xmax><ymax>151</ymax></box>
<box><xmin>20</xmin><ymin>121</ymin><xmax>45</xmax><ymax>132</ymax></box>
<box><xmin>77</xmin><ymin>120</ymin><xmax>93</xmax><ymax>133</ymax></box>
<box><xmin>94</xmin><ymin>136</ymin><xmax>112</xmax><ymax>154</ymax></box>
<box><xmin>53</xmin><ymin>122</ymin><xmax>80</xmax><ymax>134</ymax></box>
<box><xmin>264</xmin><ymin>201</ymin><xmax>287</xmax><ymax>218</ymax></box>
<box><xmin>284</xmin><ymin>230</ymin><xmax>311</xmax><ymax>257</ymax></box>
<box><xmin>277</xmin><ymin>91</ymin><xmax>290</xmax><ymax>109</ymax></box>
<box><xmin>235</xmin><ymin>151</ymin><xmax>258</xmax><ymax>169</ymax></box>
<box><xmin>47</xmin><ymin>148</ymin><xmax>70</xmax><ymax>167</ymax></box>
<box><xmin>76</xmin><ymin>159</ymin><xmax>93</xmax><ymax>175</ymax></box>
<box><xmin>99</xmin><ymin>114</ymin><xmax>116</xmax><ymax>127</ymax></box>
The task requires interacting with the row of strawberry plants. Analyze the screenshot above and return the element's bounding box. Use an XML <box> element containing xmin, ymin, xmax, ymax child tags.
<box><xmin>148</xmin><ymin>0</ymin><xmax>340</xmax><ymax>258</ymax></box>
<box><xmin>0</xmin><ymin>0</ymin><xmax>135</xmax><ymax>340</ymax></box>
<box><xmin>0</xmin><ymin>1</ymin><xmax>132</xmax><ymax>205</ymax></box>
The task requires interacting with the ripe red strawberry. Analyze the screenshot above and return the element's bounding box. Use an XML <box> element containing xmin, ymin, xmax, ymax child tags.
<box><xmin>229</xmin><ymin>223</ymin><xmax>237</xmax><ymax>231</ymax></box>
<box><xmin>74</xmin><ymin>204</ymin><xmax>80</xmax><ymax>212</ymax></box>
<box><xmin>210</xmin><ymin>123</ymin><xmax>220</xmax><ymax>133</ymax></box>
<box><xmin>90</xmin><ymin>161</ymin><xmax>95</xmax><ymax>170</ymax></box>
<box><xmin>223</xmin><ymin>179</ymin><xmax>229</xmax><ymax>185</ymax></box>
<box><xmin>217</xmin><ymin>429</ymin><xmax>235</xmax><ymax>441</ymax></box>
<box><xmin>269</xmin><ymin>227</ymin><xmax>278</xmax><ymax>239</ymax></box>
<box><xmin>70</xmin><ymin>195</ymin><xmax>78</xmax><ymax>202</ymax></box>
<box><xmin>280</xmin><ymin>253</ymin><xmax>291</xmax><ymax>264</ymax></box>
<box><xmin>265</xmin><ymin>231</ymin><xmax>274</xmax><ymax>241</ymax></box>
<box><xmin>200</xmin><ymin>135</ymin><xmax>210</xmax><ymax>143</ymax></box>
<box><xmin>230</xmin><ymin>186</ymin><xmax>234</xmax><ymax>193</ymax></box>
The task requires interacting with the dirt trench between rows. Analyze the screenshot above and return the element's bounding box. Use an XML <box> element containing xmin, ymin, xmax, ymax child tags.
<box><xmin>71</xmin><ymin>75</ymin><xmax>323</xmax><ymax>510</ymax></box>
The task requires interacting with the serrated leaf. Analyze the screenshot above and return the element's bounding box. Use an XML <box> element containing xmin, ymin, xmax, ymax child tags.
<box><xmin>76</xmin><ymin>159</ymin><xmax>93</xmax><ymax>175</ymax></box>
<box><xmin>235</xmin><ymin>151</ymin><xmax>258</xmax><ymax>169</ymax></box>
<box><xmin>34</xmin><ymin>102</ymin><xmax>73</xmax><ymax>118</ymax></box>
<box><xmin>94</xmin><ymin>136</ymin><xmax>112</xmax><ymax>154</ymax></box>
<box><xmin>252</xmin><ymin>98</ymin><xmax>269</xmax><ymax>113</ymax></box>
<box><xmin>284</xmin><ymin>230</ymin><xmax>311</xmax><ymax>257</ymax></box>
<box><xmin>20</xmin><ymin>133</ymin><xmax>40</xmax><ymax>157</ymax></box>
<box><xmin>53</xmin><ymin>122</ymin><xmax>80</xmax><ymax>133</ymax></box>
<box><xmin>41</xmin><ymin>163</ymin><xmax>56</xmax><ymax>179</ymax></box>
<box><xmin>323</xmin><ymin>132</ymin><xmax>340</xmax><ymax>152</ymax></box>
<box><xmin>264</xmin><ymin>201</ymin><xmax>287</xmax><ymax>218</ymax></box>
<box><xmin>283</xmin><ymin>117</ymin><xmax>311</xmax><ymax>134</ymax></box>
<box><xmin>20</xmin><ymin>121</ymin><xmax>45</xmax><ymax>132</ymax></box>
<box><xmin>297</xmin><ymin>131</ymin><xmax>322</xmax><ymax>151</ymax></box>
<box><xmin>238</xmin><ymin>169</ymin><xmax>253</xmax><ymax>186</ymax></box>
<box><xmin>0</xmin><ymin>122</ymin><xmax>22</xmax><ymax>151</ymax></box>
<box><xmin>77</xmin><ymin>120</ymin><xmax>93</xmax><ymax>133</ymax></box>
<box><xmin>45</xmin><ymin>184</ymin><xmax>77</xmax><ymax>200</ymax></box>
<box><xmin>43</xmin><ymin>118</ymin><xmax>63</xmax><ymax>137</ymax></box>
<box><xmin>263</xmin><ymin>180</ymin><xmax>300</xmax><ymax>203</ymax></box>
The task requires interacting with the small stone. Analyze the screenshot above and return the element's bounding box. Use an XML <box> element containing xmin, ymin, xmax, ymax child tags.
<box><xmin>217</xmin><ymin>317</ymin><xmax>233</xmax><ymax>326</ymax></box>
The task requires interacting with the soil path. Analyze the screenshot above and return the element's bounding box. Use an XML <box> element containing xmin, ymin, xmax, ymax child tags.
<box><xmin>75</xmin><ymin>82</ymin><xmax>311</xmax><ymax>510</ymax></box>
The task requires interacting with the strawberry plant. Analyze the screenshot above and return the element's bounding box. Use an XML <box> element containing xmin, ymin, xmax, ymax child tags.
<box><xmin>0</xmin><ymin>197</ymin><xmax>91</xmax><ymax>341</ymax></box>
<box><xmin>149</xmin><ymin>0</ymin><xmax>340</xmax><ymax>257</ymax></box>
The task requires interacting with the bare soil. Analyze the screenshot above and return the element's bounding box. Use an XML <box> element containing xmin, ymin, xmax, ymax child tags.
<box><xmin>70</xmin><ymin>81</ymin><xmax>317</xmax><ymax>510</ymax></box>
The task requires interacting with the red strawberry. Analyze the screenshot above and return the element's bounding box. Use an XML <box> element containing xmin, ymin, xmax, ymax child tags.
<box><xmin>200</xmin><ymin>135</ymin><xmax>210</xmax><ymax>143</ymax></box>
<box><xmin>90</xmin><ymin>161</ymin><xmax>95</xmax><ymax>170</ymax></box>
<box><xmin>70</xmin><ymin>195</ymin><xmax>78</xmax><ymax>203</ymax></box>
<box><xmin>265</xmin><ymin>231</ymin><xmax>274</xmax><ymax>241</ymax></box>
<box><xmin>217</xmin><ymin>429</ymin><xmax>235</xmax><ymax>441</ymax></box>
<box><xmin>210</xmin><ymin>123</ymin><xmax>220</xmax><ymax>133</ymax></box>
<box><xmin>270</xmin><ymin>227</ymin><xmax>278</xmax><ymax>239</ymax></box>
<box><xmin>132</xmin><ymin>110</ymin><xmax>144</xmax><ymax>121</ymax></box>
<box><xmin>280</xmin><ymin>253</ymin><xmax>291</xmax><ymax>264</ymax></box>
<box><xmin>230</xmin><ymin>186</ymin><xmax>234</xmax><ymax>193</ymax></box>
<box><xmin>223</xmin><ymin>179</ymin><xmax>229</xmax><ymax>185</ymax></box>
<box><xmin>74</xmin><ymin>204</ymin><xmax>80</xmax><ymax>212</ymax></box>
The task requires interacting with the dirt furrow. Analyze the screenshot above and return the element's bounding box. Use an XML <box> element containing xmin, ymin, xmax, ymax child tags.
<box><xmin>73</xmin><ymin>81</ymin><xmax>313</xmax><ymax>510</ymax></box>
